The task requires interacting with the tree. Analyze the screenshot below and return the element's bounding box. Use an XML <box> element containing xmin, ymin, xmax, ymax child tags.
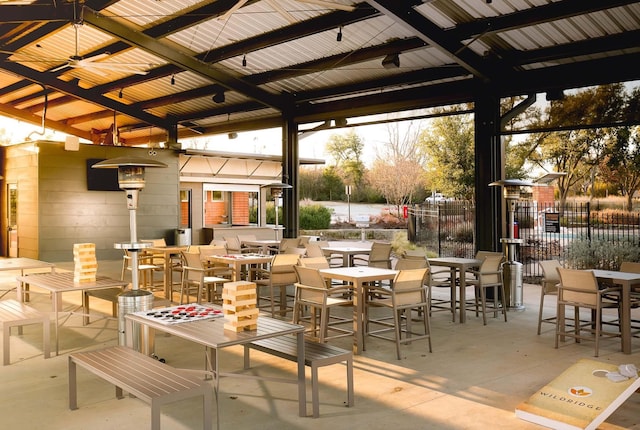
<box><xmin>599</xmin><ymin>126</ymin><xmax>640</xmax><ymax>211</ymax></box>
<box><xmin>418</xmin><ymin>112</ymin><xmax>475</xmax><ymax>199</ymax></box>
<box><xmin>526</xmin><ymin>84</ymin><xmax>627</xmax><ymax>208</ymax></box>
<box><xmin>368</xmin><ymin>158</ymin><xmax>424</xmax><ymax>214</ymax></box>
<box><xmin>325</xmin><ymin>130</ymin><xmax>367</xmax><ymax>188</ymax></box>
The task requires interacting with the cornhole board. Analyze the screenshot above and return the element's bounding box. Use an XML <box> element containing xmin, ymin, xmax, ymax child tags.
<box><xmin>515</xmin><ymin>359</ymin><xmax>640</xmax><ymax>430</ymax></box>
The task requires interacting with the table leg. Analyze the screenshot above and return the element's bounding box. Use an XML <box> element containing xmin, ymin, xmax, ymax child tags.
<box><xmin>296</xmin><ymin>330</ymin><xmax>307</xmax><ymax>417</ymax></box>
<box><xmin>620</xmin><ymin>282</ymin><xmax>631</xmax><ymax>354</ymax></box>
<box><xmin>458</xmin><ymin>266</ymin><xmax>467</xmax><ymax>324</ymax></box>
<box><xmin>53</xmin><ymin>292</ymin><xmax>60</xmax><ymax>356</ymax></box>
<box><xmin>353</xmin><ymin>280</ymin><xmax>364</xmax><ymax>354</ymax></box>
<box><xmin>164</xmin><ymin>254</ymin><xmax>172</xmax><ymax>300</ymax></box>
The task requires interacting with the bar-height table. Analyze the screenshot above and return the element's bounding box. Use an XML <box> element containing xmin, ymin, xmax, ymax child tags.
<box><xmin>16</xmin><ymin>272</ymin><xmax>128</xmax><ymax>355</ymax></box>
<box><xmin>0</xmin><ymin>257</ymin><xmax>55</xmax><ymax>300</ymax></box>
<box><xmin>427</xmin><ymin>257</ymin><xmax>481</xmax><ymax>323</ymax></box>
<box><xmin>321</xmin><ymin>246</ymin><xmax>371</xmax><ymax>267</ymax></box>
<box><xmin>591</xmin><ymin>269</ymin><xmax>640</xmax><ymax>354</ymax></box>
<box><xmin>206</xmin><ymin>254</ymin><xmax>273</xmax><ymax>281</ymax></box>
<box><xmin>241</xmin><ymin>239</ymin><xmax>280</xmax><ymax>254</ymax></box>
<box><xmin>319</xmin><ymin>266</ymin><xmax>397</xmax><ymax>354</ymax></box>
<box><xmin>125</xmin><ymin>309</ymin><xmax>306</xmax><ymax>426</ymax></box>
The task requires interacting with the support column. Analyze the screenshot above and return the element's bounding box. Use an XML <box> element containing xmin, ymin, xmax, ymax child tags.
<box><xmin>282</xmin><ymin>116</ymin><xmax>299</xmax><ymax>238</ymax></box>
<box><xmin>474</xmin><ymin>85</ymin><xmax>503</xmax><ymax>253</ymax></box>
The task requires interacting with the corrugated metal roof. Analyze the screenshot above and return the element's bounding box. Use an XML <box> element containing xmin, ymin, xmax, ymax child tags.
<box><xmin>0</xmin><ymin>0</ymin><xmax>638</xmax><ymax>147</ymax></box>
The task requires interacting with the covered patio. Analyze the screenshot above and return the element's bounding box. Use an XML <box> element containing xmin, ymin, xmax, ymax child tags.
<box><xmin>1</xmin><ymin>258</ymin><xmax>637</xmax><ymax>429</ymax></box>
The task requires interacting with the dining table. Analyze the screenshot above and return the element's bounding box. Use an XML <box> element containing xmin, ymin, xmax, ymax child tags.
<box><xmin>427</xmin><ymin>257</ymin><xmax>482</xmax><ymax>323</ymax></box>
<box><xmin>0</xmin><ymin>257</ymin><xmax>55</xmax><ymax>300</ymax></box>
<box><xmin>241</xmin><ymin>239</ymin><xmax>280</xmax><ymax>254</ymax></box>
<box><xmin>15</xmin><ymin>272</ymin><xmax>128</xmax><ymax>355</ymax></box>
<box><xmin>125</xmin><ymin>306</ymin><xmax>306</xmax><ymax>427</ymax></box>
<box><xmin>145</xmin><ymin>245</ymin><xmax>188</xmax><ymax>299</ymax></box>
<box><xmin>321</xmin><ymin>246</ymin><xmax>371</xmax><ymax>267</ymax></box>
<box><xmin>591</xmin><ymin>269</ymin><xmax>640</xmax><ymax>354</ymax></box>
<box><xmin>319</xmin><ymin>266</ymin><xmax>397</xmax><ymax>355</ymax></box>
<box><xmin>205</xmin><ymin>253</ymin><xmax>273</xmax><ymax>281</ymax></box>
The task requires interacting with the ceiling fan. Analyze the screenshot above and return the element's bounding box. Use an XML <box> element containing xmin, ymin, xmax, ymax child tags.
<box><xmin>1</xmin><ymin>4</ymin><xmax>152</xmax><ymax>76</ymax></box>
<box><xmin>220</xmin><ymin>0</ymin><xmax>355</xmax><ymax>23</ymax></box>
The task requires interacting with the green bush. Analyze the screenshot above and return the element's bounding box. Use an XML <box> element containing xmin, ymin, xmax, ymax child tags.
<box><xmin>563</xmin><ymin>235</ymin><xmax>640</xmax><ymax>270</ymax></box>
<box><xmin>299</xmin><ymin>204</ymin><xmax>332</xmax><ymax>229</ymax></box>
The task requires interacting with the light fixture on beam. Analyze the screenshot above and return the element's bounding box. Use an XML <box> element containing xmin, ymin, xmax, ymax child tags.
<box><xmin>212</xmin><ymin>91</ymin><xmax>225</xmax><ymax>103</ymax></box>
<box><xmin>242</xmin><ymin>54</ymin><xmax>247</xmax><ymax>67</ymax></box>
<box><xmin>336</xmin><ymin>26</ymin><xmax>342</xmax><ymax>42</ymax></box>
<box><xmin>170</xmin><ymin>74</ymin><xmax>175</xmax><ymax>85</ymax></box>
<box><xmin>382</xmin><ymin>53</ymin><xmax>400</xmax><ymax>69</ymax></box>
<box><xmin>118</xmin><ymin>88</ymin><xmax>123</xmax><ymax>98</ymax></box>
<box><xmin>228</xmin><ymin>132</ymin><xmax>238</xmax><ymax>139</ymax></box>
<box><xmin>546</xmin><ymin>89</ymin><xmax>565</xmax><ymax>101</ymax></box>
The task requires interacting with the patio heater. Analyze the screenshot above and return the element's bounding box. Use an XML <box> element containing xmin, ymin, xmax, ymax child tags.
<box><xmin>262</xmin><ymin>182</ymin><xmax>292</xmax><ymax>241</ymax></box>
<box><xmin>489</xmin><ymin>179</ymin><xmax>533</xmax><ymax>311</ymax></box>
<box><xmin>92</xmin><ymin>156</ymin><xmax>167</xmax><ymax>348</ymax></box>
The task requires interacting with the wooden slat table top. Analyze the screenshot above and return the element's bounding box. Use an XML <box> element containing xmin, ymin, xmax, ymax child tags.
<box><xmin>126</xmin><ymin>306</ymin><xmax>304</xmax><ymax>349</ymax></box>
<box><xmin>0</xmin><ymin>258</ymin><xmax>54</xmax><ymax>272</ymax></box>
<box><xmin>0</xmin><ymin>299</ymin><xmax>47</xmax><ymax>323</ymax></box>
<box><xmin>16</xmin><ymin>272</ymin><xmax>127</xmax><ymax>293</ymax></box>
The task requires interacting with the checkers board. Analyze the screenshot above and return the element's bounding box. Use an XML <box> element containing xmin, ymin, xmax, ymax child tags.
<box><xmin>133</xmin><ymin>304</ymin><xmax>224</xmax><ymax>325</ymax></box>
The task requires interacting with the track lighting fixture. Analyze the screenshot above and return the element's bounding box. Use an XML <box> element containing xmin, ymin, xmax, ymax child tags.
<box><xmin>118</xmin><ymin>88</ymin><xmax>123</xmax><ymax>98</ymax></box>
<box><xmin>228</xmin><ymin>132</ymin><xmax>238</xmax><ymax>139</ymax></box>
<box><xmin>336</xmin><ymin>26</ymin><xmax>343</xmax><ymax>42</ymax></box>
<box><xmin>242</xmin><ymin>55</ymin><xmax>247</xmax><ymax>67</ymax></box>
<box><xmin>170</xmin><ymin>74</ymin><xmax>175</xmax><ymax>85</ymax></box>
<box><xmin>382</xmin><ymin>53</ymin><xmax>400</xmax><ymax>69</ymax></box>
<box><xmin>212</xmin><ymin>91</ymin><xmax>225</xmax><ymax>103</ymax></box>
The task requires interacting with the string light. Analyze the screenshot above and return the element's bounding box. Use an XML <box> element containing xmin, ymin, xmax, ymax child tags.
<box><xmin>170</xmin><ymin>74</ymin><xmax>175</xmax><ymax>85</ymax></box>
<box><xmin>118</xmin><ymin>88</ymin><xmax>123</xmax><ymax>98</ymax></box>
<box><xmin>336</xmin><ymin>26</ymin><xmax>343</xmax><ymax>42</ymax></box>
<box><xmin>242</xmin><ymin>54</ymin><xmax>247</xmax><ymax>67</ymax></box>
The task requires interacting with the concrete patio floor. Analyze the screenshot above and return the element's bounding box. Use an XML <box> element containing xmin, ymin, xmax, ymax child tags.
<box><xmin>0</xmin><ymin>259</ymin><xmax>638</xmax><ymax>430</ymax></box>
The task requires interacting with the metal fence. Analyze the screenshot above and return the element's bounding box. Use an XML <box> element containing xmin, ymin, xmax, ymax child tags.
<box><xmin>409</xmin><ymin>201</ymin><xmax>640</xmax><ymax>282</ymax></box>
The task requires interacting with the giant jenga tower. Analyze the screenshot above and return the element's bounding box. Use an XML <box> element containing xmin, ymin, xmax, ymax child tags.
<box><xmin>221</xmin><ymin>281</ymin><xmax>258</xmax><ymax>331</ymax></box>
<box><xmin>73</xmin><ymin>243</ymin><xmax>97</xmax><ymax>283</ymax></box>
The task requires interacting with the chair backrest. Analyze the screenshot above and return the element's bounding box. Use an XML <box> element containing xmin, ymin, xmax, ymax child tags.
<box><xmin>181</xmin><ymin>251</ymin><xmax>205</xmax><ymax>282</ymax></box>
<box><xmin>395</xmin><ymin>257</ymin><xmax>428</xmax><ymax>270</ymax></box>
<box><xmin>539</xmin><ymin>259</ymin><xmax>562</xmax><ymax>293</ymax></box>
<box><xmin>209</xmin><ymin>239</ymin><xmax>227</xmax><ymax>247</ymax></box>
<box><xmin>477</xmin><ymin>254</ymin><xmax>504</xmax><ymax>284</ymax></box>
<box><xmin>392</xmin><ymin>268</ymin><xmax>430</xmax><ymax>305</ymax></box>
<box><xmin>283</xmin><ymin>246</ymin><xmax>307</xmax><ymax>256</ymax></box>
<box><xmin>269</xmin><ymin>253</ymin><xmax>301</xmax><ymax>284</ymax></box>
<box><xmin>279</xmin><ymin>238</ymin><xmax>301</xmax><ymax>253</ymax></box>
<box><xmin>223</xmin><ymin>236</ymin><xmax>242</xmax><ymax>253</ymax></box>
<box><xmin>199</xmin><ymin>245</ymin><xmax>227</xmax><ymax>259</ymax></box>
<box><xmin>556</xmin><ymin>268</ymin><xmax>599</xmax><ymax>305</ymax></box>
<box><xmin>304</xmin><ymin>242</ymin><xmax>325</xmax><ymax>258</ymax></box>
<box><xmin>237</xmin><ymin>234</ymin><xmax>257</xmax><ymax>243</ymax></box>
<box><xmin>402</xmin><ymin>249</ymin><xmax>428</xmax><ymax>259</ymax></box>
<box><xmin>293</xmin><ymin>266</ymin><xmax>327</xmax><ymax>304</ymax></box>
<box><xmin>368</xmin><ymin>242</ymin><xmax>392</xmax><ymax>268</ymax></box>
<box><xmin>294</xmin><ymin>265</ymin><xmax>327</xmax><ymax>289</ymax></box>
<box><xmin>619</xmin><ymin>261</ymin><xmax>640</xmax><ymax>273</ymax></box>
<box><xmin>298</xmin><ymin>256</ymin><xmax>330</xmax><ymax>269</ymax></box>
<box><xmin>475</xmin><ymin>250</ymin><xmax>503</xmax><ymax>261</ymax></box>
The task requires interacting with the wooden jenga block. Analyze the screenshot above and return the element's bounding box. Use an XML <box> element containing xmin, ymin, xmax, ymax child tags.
<box><xmin>221</xmin><ymin>281</ymin><xmax>257</xmax><ymax>332</ymax></box>
<box><xmin>73</xmin><ymin>243</ymin><xmax>97</xmax><ymax>283</ymax></box>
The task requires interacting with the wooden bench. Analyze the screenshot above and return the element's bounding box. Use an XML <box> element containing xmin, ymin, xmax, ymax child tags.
<box><xmin>243</xmin><ymin>336</ymin><xmax>354</xmax><ymax>418</ymax></box>
<box><xmin>69</xmin><ymin>345</ymin><xmax>212</xmax><ymax>430</ymax></box>
<box><xmin>0</xmin><ymin>299</ymin><xmax>50</xmax><ymax>365</ymax></box>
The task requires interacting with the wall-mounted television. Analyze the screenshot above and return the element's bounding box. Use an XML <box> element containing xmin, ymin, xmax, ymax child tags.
<box><xmin>86</xmin><ymin>158</ymin><xmax>120</xmax><ymax>191</ymax></box>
